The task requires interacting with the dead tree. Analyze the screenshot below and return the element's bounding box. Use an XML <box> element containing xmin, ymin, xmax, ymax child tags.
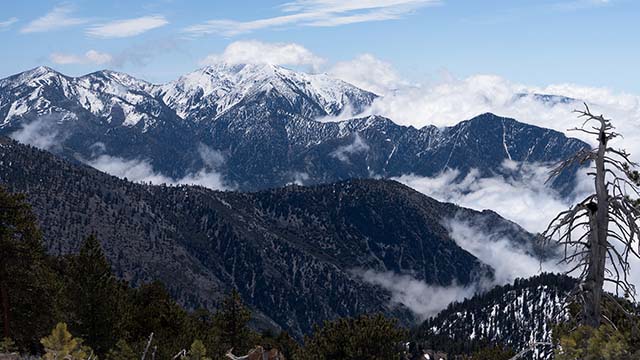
<box><xmin>141</xmin><ymin>333</ymin><xmax>154</xmax><ymax>360</ymax></box>
<box><xmin>541</xmin><ymin>104</ymin><xmax>640</xmax><ymax>327</ymax></box>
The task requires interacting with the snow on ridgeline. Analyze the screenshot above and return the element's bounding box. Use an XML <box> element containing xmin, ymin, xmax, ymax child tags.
<box><xmin>0</xmin><ymin>63</ymin><xmax>377</xmax><ymax>130</ymax></box>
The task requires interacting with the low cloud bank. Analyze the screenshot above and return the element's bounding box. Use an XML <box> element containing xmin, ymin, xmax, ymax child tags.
<box><xmin>394</xmin><ymin>160</ymin><xmax>590</xmax><ymax>233</ymax></box>
<box><xmin>9</xmin><ymin>116</ymin><xmax>67</xmax><ymax>151</ymax></box>
<box><xmin>330</xmin><ymin>133</ymin><xmax>370</xmax><ymax>163</ymax></box>
<box><xmin>445</xmin><ymin>217</ymin><xmax>565</xmax><ymax>285</ymax></box>
<box><xmin>87</xmin><ymin>143</ymin><xmax>231</xmax><ymax>190</ymax></box>
<box><xmin>355</xmin><ymin>269</ymin><xmax>477</xmax><ymax>320</ymax></box>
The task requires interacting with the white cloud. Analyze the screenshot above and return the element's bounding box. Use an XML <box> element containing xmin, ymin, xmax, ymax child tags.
<box><xmin>50</xmin><ymin>50</ymin><xmax>113</xmax><ymax>65</ymax></box>
<box><xmin>355</xmin><ymin>269</ymin><xmax>477</xmax><ymax>320</ymax></box>
<box><xmin>330</xmin><ymin>133</ymin><xmax>370</xmax><ymax>163</ymax></box>
<box><xmin>21</xmin><ymin>5</ymin><xmax>88</xmax><ymax>33</ymax></box>
<box><xmin>10</xmin><ymin>116</ymin><xmax>67</xmax><ymax>151</ymax></box>
<box><xmin>445</xmin><ymin>217</ymin><xmax>565</xmax><ymax>285</ymax></box>
<box><xmin>183</xmin><ymin>0</ymin><xmax>440</xmax><ymax>36</ymax></box>
<box><xmin>329</xmin><ymin>54</ymin><xmax>404</xmax><ymax>95</ymax></box>
<box><xmin>394</xmin><ymin>161</ymin><xmax>590</xmax><ymax>233</ymax></box>
<box><xmin>87</xmin><ymin>15</ymin><xmax>168</xmax><ymax>38</ymax></box>
<box><xmin>86</xmin><ymin>143</ymin><xmax>231</xmax><ymax>190</ymax></box>
<box><xmin>200</xmin><ymin>40</ymin><xmax>325</xmax><ymax>71</ymax></box>
<box><xmin>0</xmin><ymin>17</ymin><xmax>18</xmax><ymax>29</ymax></box>
<box><xmin>322</xmin><ymin>56</ymin><xmax>640</xmax><ymax>159</ymax></box>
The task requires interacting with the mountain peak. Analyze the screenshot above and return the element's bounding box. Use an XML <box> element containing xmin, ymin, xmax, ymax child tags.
<box><xmin>156</xmin><ymin>62</ymin><xmax>377</xmax><ymax>121</ymax></box>
<box><xmin>12</xmin><ymin>66</ymin><xmax>64</xmax><ymax>84</ymax></box>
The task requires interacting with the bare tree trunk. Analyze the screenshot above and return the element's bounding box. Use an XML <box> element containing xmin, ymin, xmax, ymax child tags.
<box><xmin>141</xmin><ymin>333</ymin><xmax>154</xmax><ymax>360</ymax></box>
<box><xmin>0</xmin><ymin>281</ymin><xmax>9</xmax><ymax>339</ymax></box>
<box><xmin>582</xmin><ymin>123</ymin><xmax>610</xmax><ymax>327</ymax></box>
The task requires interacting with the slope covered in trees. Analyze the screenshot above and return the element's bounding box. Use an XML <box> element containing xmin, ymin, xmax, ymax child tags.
<box><xmin>0</xmin><ymin>136</ymin><xmax>541</xmax><ymax>337</ymax></box>
<box><xmin>414</xmin><ymin>273</ymin><xmax>575</xmax><ymax>358</ymax></box>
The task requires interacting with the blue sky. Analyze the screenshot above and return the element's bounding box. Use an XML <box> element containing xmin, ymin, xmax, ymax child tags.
<box><xmin>1</xmin><ymin>0</ymin><xmax>638</xmax><ymax>92</ymax></box>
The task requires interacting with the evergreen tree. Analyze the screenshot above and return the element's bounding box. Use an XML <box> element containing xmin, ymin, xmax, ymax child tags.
<box><xmin>301</xmin><ymin>313</ymin><xmax>407</xmax><ymax>360</ymax></box>
<box><xmin>129</xmin><ymin>281</ymin><xmax>192</xmax><ymax>359</ymax></box>
<box><xmin>64</xmin><ymin>234</ymin><xmax>129</xmax><ymax>356</ymax></box>
<box><xmin>186</xmin><ymin>339</ymin><xmax>211</xmax><ymax>360</ymax></box>
<box><xmin>41</xmin><ymin>322</ymin><xmax>93</xmax><ymax>360</ymax></box>
<box><xmin>0</xmin><ymin>186</ymin><xmax>58</xmax><ymax>352</ymax></box>
<box><xmin>214</xmin><ymin>289</ymin><xmax>254</xmax><ymax>355</ymax></box>
<box><xmin>556</xmin><ymin>325</ymin><xmax>631</xmax><ymax>360</ymax></box>
<box><xmin>260</xmin><ymin>330</ymin><xmax>300</xmax><ymax>360</ymax></box>
<box><xmin>186</xmin><ymin>309</ymin><xmax>221</xmax><ymax>359</ymax></box>
<box><xmin>105</xmin><ymin>339</ymin><xmax>137</xmax><ymax>360</ymax></box>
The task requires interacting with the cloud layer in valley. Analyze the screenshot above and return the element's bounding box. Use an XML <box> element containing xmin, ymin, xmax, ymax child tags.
<box><xmin>330</xmin><ymin>133</ymin><xmax>370</xmax><ymax>163</ymax></box>
<box><xmin>355</xmin><ymin>269</ymin><xmax>477</xmax><ymax>320</ymax></box>
<box><xmin>10</xmin><ymin>119</ymin><xmax>230</xmax><ymax>191</ymax></box>
<box><xmin>9</xmin><ymin>116</ymin><xmax>67</xmax><ymax>151</ymax></box>
<box><xmin>87</xmin><ymin>143</ymin><xmax>230</xmax><ymax>190</ymax></box>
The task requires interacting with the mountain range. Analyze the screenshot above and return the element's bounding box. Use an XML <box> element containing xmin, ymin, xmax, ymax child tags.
<box><xmin>0</xmin><ymin>136</ymin><xmax>544</xmax><ymax>338</ymax></box>
<box><xmin>0</xmin><ymin>65</ymin><xmax>587</xmax><ymax>193</ymax></box>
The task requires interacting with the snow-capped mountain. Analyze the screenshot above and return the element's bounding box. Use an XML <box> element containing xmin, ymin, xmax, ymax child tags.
<box><xmin>0</xmin><ymin>65</ymin><xmax>588</xmax><ymax>192</ymax></box>
<box><xmin>154</xmin><ymin>63</ymin><xmax>377</xmax><ymax>121</ymax></box>
<box><xmin>0</xmin><ymin>66</ymin><xmax>174</xmax><ymax>131</ymax></box>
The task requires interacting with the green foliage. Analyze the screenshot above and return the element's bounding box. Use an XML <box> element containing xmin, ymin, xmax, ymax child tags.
<box><xmin>105</xmin><ymin>339</ymin><xmax>137</xmax><ymax>360</ymax></box>
<box><xmin>0</xmin><ymin>186</ymin><xmax>60</xmax><ymax>352</ymax></box>
<box><xmin>300</xmin><ymin>313</ymin><xmax>407</xmax><ymax>360</ymax></box>
<box><xmin>62</xmin><ymin>234</ymin><xmax>131</xmax><ymax>356</ymax></box>
<box><xmin>553</xmin><ymin>296</ymin><xmax>640</xmax><ymax>359</ymax></box>
<box><xmin>185</xmin><ymin>339</ymin><xmax>211</xmax><ymax>360</ymax></box>
<box><xmin>555</xmin><ymin>325</ymin><xmax>635</xmax><ymax>360</ymax></box>
<box><xmin>40</xmin><ymin>322</ymin><xmax>94</xmax><ymax>360</ymax></box>
<box><xmin>128</xmin><ymin>281</ymin><xmax>193</xmax><ymax>359</ymax></box>
<box><xmin>260</xmin><ymin>330</ymin><xmax>301</xmax><ymax>360</ymax></box>
<box><xmin>0</xmin><ymin>187</ymin><xmax>418</xmax><ymax>360</ymax></box>
<box><xmin>213</xmin><ymin>289</ymin><xmax>255</xmax><ymax>356</ymax></box>
<box><xmin>0</xmin><ymin>337</ymin><xmax>15</xmax><ymax>353</ymax></box>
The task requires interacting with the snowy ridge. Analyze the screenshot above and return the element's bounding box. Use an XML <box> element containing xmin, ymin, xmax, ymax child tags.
<box><xmin>0</xmin><ymin>64</ymin><xmax>376</xmax><ymax>131</ymax></box>
<box><xmin>416</xmin><ymin>273</ymin><xmax>575</xmax><ymax>360</ymax></box>
<box><xmin>0</xmin><ymin>66</ymin><xmax>166</xmax><ymax>130</ymax></box>
<box><xmin>154</xmin><ymin>63</ymin><xmax>377</xmax><ymax>121</ymax></box>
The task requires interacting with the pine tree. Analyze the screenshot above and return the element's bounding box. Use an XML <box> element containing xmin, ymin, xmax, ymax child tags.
<box><xmin>556</xmin><ymin>325</ymin><xmax>630</xmax><ymax>360</ymax></box>
<box><xmin>186</xmin><ymin>339</ymin><xmax>211</xmax><ymax>360</ymax></box>
<box><xmin>129</xmin><ymin>281</ymin><xmax>192</xmax><ymax>359</ymax></box>
<box><xmin>40</xmin><ymin>322</ymin><xmax>93</xmax><ymax>360</ymax></box>
<box><xmin>214</xmin><ymin>289</ymin><xmax>253</xmax><ymax>355</ymax></box>
<box><xmin>0</xmin><ymin>186</ymin><xmax>58</xmax><ymax>352</ymax></box>
<box><xmin>301</xmin><ymin>314</ymin><xmax>407</xmax><ymax>360</ymax></box>
<box><xmin>64</xmin><ymin>234</ymin><xmax>129</xmax><ymax>356</ymax></box>
<box><xmin>106</xmin><ymin>339</ymin><xmax>137</xmax><ymax>360</ymax></box>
